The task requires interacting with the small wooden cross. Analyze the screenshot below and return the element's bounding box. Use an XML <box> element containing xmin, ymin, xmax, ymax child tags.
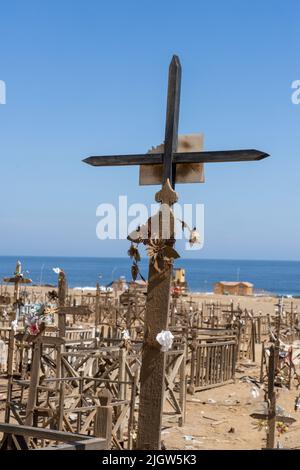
<box><xmin>83</xmin><ymin>55</ymin><xmax>269</xmax><ymax>449</ymax></box>
<box><xmin>251</xmin><ymin>345</ymin><xmax>296</xmax><ymax>449</ymax></box>
<box><xmin>3</xmin><ymin>261</ymin><xmax>32</xmax><ymax>303</ymax></box>
<box><xmin>4</xmin><ymin>261</ymin><xmax>32</xmax><ymax>376</ymax></box>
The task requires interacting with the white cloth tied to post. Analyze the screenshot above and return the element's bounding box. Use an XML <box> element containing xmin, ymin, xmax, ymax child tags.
<box><xmin>11</xmin><ymin>320</ymin><xmax>18</xmax><ymax>332</ymax></box>
<box><xmin>122</xmin><ymin>329</ymin><xmax>131</xmax><ymax>340</ymax></box>
<box><xmin>156</xmin><ymin>330</ymin><xmax>174</xmax><ymax>352</ymax></box>
<box><xmin>52</xmin><ymin>267</ymin><xmax>62</xmax><ymax>274</ymax></box>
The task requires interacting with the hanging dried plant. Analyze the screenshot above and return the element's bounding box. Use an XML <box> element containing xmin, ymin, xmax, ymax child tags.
<box><xmin>131</xmin><ymin>262</ymin><xmax>139</xmax><ymax>281</ymax></box>
<box><xmin>128</xmin><ymin>242</ymin><xmax>145</xmax><ymax>281</ymax></box>
<box><xmin>127</xmin><ymin>243</ymin><xmax>141</xmax><ymax>263</ymax></box>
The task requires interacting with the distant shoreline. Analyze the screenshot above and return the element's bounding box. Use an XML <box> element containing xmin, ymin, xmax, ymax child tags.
<box><xmin>1</xmin><ymin>255</ymin><xmax>300</xmax><ymax>263</ymax></box>
<box><xmin>1</xmin><ymin>256</ymin><xmax>300</xmax><ymax>297</ymax></box>
<box><xmin>1</xmin><ymin>283</ymin><xmax>299</xmax><ymax>299</ymax></box>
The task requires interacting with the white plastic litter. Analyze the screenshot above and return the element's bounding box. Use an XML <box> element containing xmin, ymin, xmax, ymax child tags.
<box><xmin>184</xmin><ymin>435</ymin><xmax>194</xmax><ymax>441</ymax></box>
<box><xmin>156</xmin><ymin>330</ymin><xmax>174</xmax><ymax>352</ymax></box>
<box><xmin>251</xmin><ymin>387</ymin><xmax>260</xmax><ymax>399</ymax></box>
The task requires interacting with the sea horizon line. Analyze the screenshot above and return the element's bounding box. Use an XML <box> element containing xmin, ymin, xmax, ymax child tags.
<box><xmin>0</xmin><ymin>254</ymin><xmax>300</xmax><ymax>263</ymax></box>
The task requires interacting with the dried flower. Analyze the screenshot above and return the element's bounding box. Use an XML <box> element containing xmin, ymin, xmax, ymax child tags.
<box><xmin>127</xmin><ymin>244</ymin><xmax>141</xmax><ymax>262</ymax></box>
<box><xmin>131</xmin><ymin>263</ymin><xmax>139</xmax><ymax>281</ymax></box>
<box><xmin>146</xmin><ymin>240</ymin><xmax>180</xmax><ymax>272</ymax></box>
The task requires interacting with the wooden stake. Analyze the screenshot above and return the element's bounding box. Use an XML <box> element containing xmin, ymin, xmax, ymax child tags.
<box><xmin>266</xmin><ymin>345</ymin><xmax>276</xmax><ymax>449</ymax></box>
<box><xmin>25</xmin><ymin>337</ymin><xmax>41</xmax><ymax>427</ymax></box>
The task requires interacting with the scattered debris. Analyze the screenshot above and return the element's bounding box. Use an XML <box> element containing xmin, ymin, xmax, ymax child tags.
<box><xmin>250</xmin><ymin>387</ymin><xmax>260</xmax><ymax>399</ymax></box>
<box><xmin>184</xmin><ymin>435</ymin><xmax>195</xmax><ymax>441</ymax></box>
<box><xmin>202</xmin><ymin>415</ymin><xmax>220</xmax><ymax>421</ymax></box>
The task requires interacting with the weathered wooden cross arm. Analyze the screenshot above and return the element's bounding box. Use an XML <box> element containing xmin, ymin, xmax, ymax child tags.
<box><xmin>83</xmin><ymin>149</ymin><xmax>268</xmax><ymax>167</ymax></box>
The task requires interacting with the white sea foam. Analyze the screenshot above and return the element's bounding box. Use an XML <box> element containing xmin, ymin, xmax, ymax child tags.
<box><xmin>73</xmin><ymin>286</ymin><xmax>97</xmax><ymax>291</ymax></box>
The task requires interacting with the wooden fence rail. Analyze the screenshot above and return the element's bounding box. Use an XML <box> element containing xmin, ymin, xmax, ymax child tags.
<box><xmin>0</xmin><ymin>422</ymin><xmax>110</xmax><ymax>450</ymax></box>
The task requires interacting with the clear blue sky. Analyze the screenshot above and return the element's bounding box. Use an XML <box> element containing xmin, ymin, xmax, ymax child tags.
<box><xmin>0</xmin><ymin>0</ymin><xmax>299</xmax><ymax>260</ymax></box>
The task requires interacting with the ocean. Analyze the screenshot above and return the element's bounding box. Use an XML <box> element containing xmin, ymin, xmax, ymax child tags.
<box><xmin>0</xmin><ymin>256</ymin><xmax>300</xmax><ymax>296</ymax></box>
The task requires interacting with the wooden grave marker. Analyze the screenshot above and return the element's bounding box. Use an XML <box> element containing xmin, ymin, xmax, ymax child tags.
<box><xmin>4</xmin><ymin>261</ymin><xmax>32</xmax><ymax>376</ymax></box>
<box><xmin>83</xmin><ymin>55</ymin><xmax>269</xmax><ymax>449</ymax></box>
<box><xmin>251</xmin><ymin>345</ymin><xmax>296</xmax><ymax>449</ymax></box>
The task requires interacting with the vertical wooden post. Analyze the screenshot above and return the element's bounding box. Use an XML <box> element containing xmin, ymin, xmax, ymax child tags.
<box><xmin>94</xmin><ymin>389</ymin><xmax>113</xmax><ymax>449</ymax></box>
<box><xmin>188</xmin><ymin>333</ymin><xmax>197</xmax><ymax>394</ymax></box>
<box><xmin>118</xmin><ymin>348</ymin><xmax>126</xmax><ymax>442</ymax></box>
<box><xmin>274</xmin><ymin>312</ymin><xmax>281</xmax><ymax>371</ymax></box>
<box><xmin>4</xmin><ymin>376</ymin><xmax>13</xmax><ymax>423</ymax></box>
<box><xmin>179</xmin><ymin>342</ymin><xmax>187</xmax><ymax>426</ymax></box>
<box><xmin>58</xmin><ymin>270</ymin><xmax>67</xmax><ymax>337</ymax></box>
<box><xmin>288</xmin><ymin>346</ymin><xmax>293</xmax><ymax>390</ymax></box>
<box><xmin>260</xmin><ymin>342</ymin><xmax>265</xmax><ymax>384</ymax></box>
<box><xmin>95</xmin><ymin>283</ymin><xmax>100</xmax><ymax>332</ymax></box>
<box><xmin>25</xmin><ymin>337</ymin><xmax>41</xmax><ymax>426</ymax></box>
<box><xmin>128</xmin><ymin>371</ymin><xmax>138</xmax><ymax>449</ymax></box>
<box><xmin>171</xmin><ymin>299</ymin><xmax>176</xmax><ymax>327</ymax></box>
<box><xmin>236</xmin><ymin>320</ymin><xmax>242</xmax><ymax>363</ymax></box>
<box><xmin>137</xmin><ymin>264</ymin><xmax>174</xmax><ymax>449</ymax></box>
<box><xmin>77</xmin><ymin>370</ymin><xmax>84</xmax><ymax>433</ymax></box>
<box><xmin>251</xmin><ymin>320</ymin><xmax>256</xmax><ymax>362</ymax></box>
<box><xmin>7</xmin><ymin>330</ymin><xmax>15</xmax><ymax>376</ymax></box>
<box><xmin>57</xmin><ymin>344</ymin><xmax>66</xmax><ymax>431</ymax></box>
<box><xmin>257</xmin><ymin>315</ymin><xmax>261</xmax><ymax>344</ymax></box>
<box><xmin>266</xmin><ymin>345</ymin><xmax>276</xmax><ymax>449</ymax></box>
<box><xmin>57</xmin><ymin>377</ymin><xmax>65</xmax><ymax>431</ymax></box>
<box><xmin>267</xmin><ymin>313</ymin><xmax>270</xmax><ymax>330</ymax></box>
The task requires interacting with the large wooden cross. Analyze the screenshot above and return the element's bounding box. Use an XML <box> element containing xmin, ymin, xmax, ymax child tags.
<box><xmin>83</xmin><ymin>55</ymin><xmax>269</xmax><ymax>449</ymax></box>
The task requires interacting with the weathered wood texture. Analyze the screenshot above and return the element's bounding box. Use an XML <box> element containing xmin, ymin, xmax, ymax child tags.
<box><xmin>84</xmin><ymin>149</ymin><xmax>268</xmax><ymax>167</ymax></box>
<box><xmin>136</xmin><ymin>264</ymin><xmax>173</xmax><ymax>449</ymax></box>
<box><xmin>0</xmin><ymin>423</ymin><xmax>108</xmax><ymax>450</ymax></box>
<box><xmin>266</xmin><ymin>344</ymin><xmax>276</xmax><ymax>449</ymax></box>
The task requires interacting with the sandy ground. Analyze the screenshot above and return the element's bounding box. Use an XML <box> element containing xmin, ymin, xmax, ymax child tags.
<box><xmin>162</xmin><ymin>354</ymin><xmax>300</xmax><ymax>450</ymax></box>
